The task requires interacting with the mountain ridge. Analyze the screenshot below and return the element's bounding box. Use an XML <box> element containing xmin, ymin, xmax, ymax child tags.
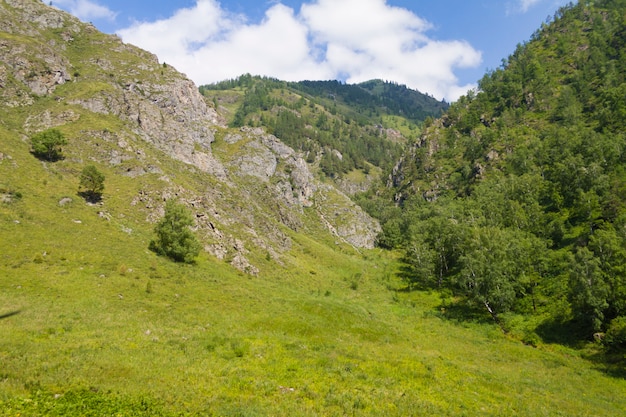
<box><xmin>0</xmin><ymin>0</ymin><xmax>382</xmax><ymax>276</ymax></box>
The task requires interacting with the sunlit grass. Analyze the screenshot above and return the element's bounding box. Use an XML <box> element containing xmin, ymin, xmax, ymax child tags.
<box><xmin>2</xmin><ymin>197</ymin><xmax>626</xmax><ymax>416</ymax></box>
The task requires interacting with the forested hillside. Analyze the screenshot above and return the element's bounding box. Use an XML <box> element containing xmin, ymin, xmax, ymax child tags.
<box><xmin>365</xmin><ymin>0</ymin><xmax>626</xmax><ymax>353</ymax></box>
<box><xmin>200</xmin><ymin>76</ymin><xmax>446</xmax><ymax>180</ymax></box>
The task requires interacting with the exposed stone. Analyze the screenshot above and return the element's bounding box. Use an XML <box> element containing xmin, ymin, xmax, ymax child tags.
<box><xmin>0</xmin><ymin>0</ymin><xmax>383</xmax><ymax>274</ymax></box>
<box><xmin>230</xmin><ymin>140</ymin><xmax>277</xmax><ymax>181</ymax></box>
<box><xmin>223</xmin><ymin>133</ymin><xmax>243</xmax><ymax>144</ymax></box>
<box><xmin>231</xmin><ymin>253</ymin><xmax>259</xmax><ymax>276</ymax></box>
<box><xmin>24</xmin><ymin>110</ymin><xmax>80</xmax><ymax>133</ymax></box>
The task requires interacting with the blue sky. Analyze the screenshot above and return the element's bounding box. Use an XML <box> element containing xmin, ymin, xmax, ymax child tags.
<box><xmin>53</xmin><ymin>0</ymin><xmax>572</xmax><ymax>101</ymax></box>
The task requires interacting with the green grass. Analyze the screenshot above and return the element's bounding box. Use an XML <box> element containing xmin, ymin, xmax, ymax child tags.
<box><xmin>2</xmin><ymin>136</ymin><xmax>626</xmax><ymax>415</ymax></box>
<box><xmin>2</xmin><ymin>170</ymin><xmax>626</xmax><ymax>417</ymax></box>
<box><xmin>381</xmin><ymin>114</ymin><xmax>421</xmax><ymax>139</ymax></box>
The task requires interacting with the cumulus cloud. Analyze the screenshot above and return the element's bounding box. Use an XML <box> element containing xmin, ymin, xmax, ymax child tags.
<box><xmin>54</xmin><ymin>0</ymin><xmax>116</xmax><ymax>21</ymax></box>
<box><xmin>117</xmin><ymin>0</ymin><xmax>482</xmax><ymax>101</ymax></box>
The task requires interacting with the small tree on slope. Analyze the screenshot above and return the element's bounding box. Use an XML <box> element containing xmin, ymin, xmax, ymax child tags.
<box><xmin>149</xmin><ymin>200</ymin><xmax>201</xmax><ymax>263</ymax></box>
<box><xmin>30</xmin><ymin>128</ymin><xmax>67</xmax><ymax>161</ymax></box>
<box><xmin>79</xmin><ymin>165</ymin><xmax>105</xmax><ymax>202</ymax></box>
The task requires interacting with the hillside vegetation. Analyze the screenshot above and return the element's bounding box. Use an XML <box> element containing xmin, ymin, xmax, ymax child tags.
<box><xmin>368</xmin><ymin>0</ymin><xmax>626</xmax><ymax>355</ymax></box>
<box><xmin>1</xmin><ymin>0</ymin><xmax>626</xmax><ymax>416</ymax></box>
<box><xmin>200</xmin><ymin>76</ymin><xmax>446</xmax><ymax>181</ymax></box>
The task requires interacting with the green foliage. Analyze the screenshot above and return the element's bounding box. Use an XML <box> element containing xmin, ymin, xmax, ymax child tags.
<box><xmin>376</xmin><ymin>0</ymin><xmax>626</xmax><ymax>347</ymax></box>
<box><xmin>30</xmin><ymin>128</ymin><xmax>67</xmax><ymax>161</ymax></box>
<box><xmin>200</xmin><ymin>76</ymin><xmax>441</xmax><ymax>178</ymax></box>
<box><xmin>455</xmin><ymin>227</ymin><xmax>545</xmax><ymax>320</ymax></box>
<box><xmin>78</xmin><ymin>165</ymin><xmax>105</xmax><ymax>202</ymax></box>
<box><xmin>605</xmin><ymin>316</ymin><xmax>626</xmax><ymax>352</ymax></box>
<box><xmin>149</xmin><ymin>200</ymin><xmax>201</xmax><ymax>263</ymax></box>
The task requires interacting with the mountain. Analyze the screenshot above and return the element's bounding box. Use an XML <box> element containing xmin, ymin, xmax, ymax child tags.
<box><xmin>0</xmin><ymin>0</ymin><xmax>383</xmax><ymax>277</ymax></box>
<box><xmin>289</xmin><ymin>79</ymin><xmax>448</xmax><ymax>124</ymax></box>
<box><xmin>2</xmin><ymin>1</ymin><xmax>626</xmax><ymax>415</ymax></box>
<box><xmin>199</xmin><ymin>75</ymin><xmax>446</xmax><ymax>194</ymax></box>
<box><xmin>374</xmin><ymin>0</ymin><xmax>626</xmax><ymax>346</ymax></box>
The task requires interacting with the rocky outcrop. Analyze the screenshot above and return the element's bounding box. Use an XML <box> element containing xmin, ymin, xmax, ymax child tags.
<box><xmin>314</xmin><ymin>184</ymin><xmax>381</xmax><ymax>250</ymax></box>
<box><xmin>224</xmin><ymin>127</ymin><xmax>379</xmax><ymax>249</ymax></box>
<box><xmin>0</xmin><ymin>0</ymin><xmax>381</xmax><ymax>275</ymax></box>
<box><xmin>1</xmin><ymin>0</ymin><xmax>226</xmax><ymax>177</ymax></box>
<box><xmin>226</xmin><ymin>127</ymin><xmax>317</xmax><ymax>208</ymax></box>
<box><xmin>0</xmin><ymin>1</ymin><xmax>74</xmax><ymax>99</ymax></box>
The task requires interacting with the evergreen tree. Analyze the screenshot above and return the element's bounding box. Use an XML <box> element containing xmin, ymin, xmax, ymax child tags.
<box><xmin>79</xmin><ymin>165</ymin><xmax>105</xmax><ymax>202</ymax></box>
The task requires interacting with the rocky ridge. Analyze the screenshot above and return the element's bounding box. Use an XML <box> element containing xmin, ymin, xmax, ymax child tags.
<box><xmin>0</xmin><ymin>0</ymin><xmax>380</xmax><ymax>273</ymax></box>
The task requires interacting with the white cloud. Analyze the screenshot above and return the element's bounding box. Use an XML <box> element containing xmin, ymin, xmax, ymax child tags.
<box><xmin>519</xmin><ymin>0</ymin><xmax>542</xmax><ymax>12</ymax></box>
<box><xmin>508</xmin><ymin>0</ymin><xmax>544</xmax><ymax>14</ymax></box>
<box><xmin>54</xmin><ymin>0</ymin><xmax>116</xmax><ymax>21</ymax></box>
<box><xmin>117</xmin><ymin>0</ymin><xmax>482</xmax><ymax>101</ymax></box>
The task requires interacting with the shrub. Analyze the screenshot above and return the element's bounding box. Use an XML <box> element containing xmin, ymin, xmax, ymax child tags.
<box><xmin>30</xmin><ymin>128</ymin><xmax>67</xmax><ymax>161</ymax></box>
<box><xmin>149</xmin><ymin>200</ymin><xmax>201</xmax><ymax>263</ymax></box>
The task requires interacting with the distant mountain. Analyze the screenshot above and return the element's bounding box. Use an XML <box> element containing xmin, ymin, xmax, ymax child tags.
<box><xmin>200</xmin><ymin>76</ymin><xmax>446</xmax><ymax>186</ymax></box>
<box><xmin>289</xmin><ymin>79</ymin><xmax>448</xmax><ymax>123</ymax></box>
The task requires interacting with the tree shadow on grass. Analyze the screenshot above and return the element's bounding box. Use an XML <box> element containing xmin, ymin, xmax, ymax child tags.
<box><xmin>395</xmin><ymin>264</ymin><xmax>439</xmax><ymax>292</ymax></box>
<box><xmin>78</xmin><ymin>191</ymin><xmax>102</xmax><ymax>204</ymax></box>
<box><xmin>585</xmin><ymin>350</ymin><xmax>626</xmax><ymax>379</ymax></box>
<box><xmin>0</xmin><ymin>310</ymin><xmax>20</xmax><ymax>320</ymax></box>
<box><xmin>436</xmin><ymin>299</ymin><xmax>495</xmax><ymax>326</ymax></box>
<box><xmin>31</xmin><ymin>151</ymin><xmax>65</xmax><ymax>163</ymax></box>
<box><xmin>536</xmin><ymin>316</ymin><xmax>626</xmax><ymax>378</ymax></box>
<box><xmin>535</xmin><ymin>316</ymin><xmax>590</xmax><ymax>348</ymax></box>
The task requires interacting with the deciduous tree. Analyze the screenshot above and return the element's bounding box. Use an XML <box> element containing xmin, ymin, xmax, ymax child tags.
<box><xmin>149</xmin><ymin>200</ymin><xmax>201</xmax><ymax>263</ymax></box>
<box><xmin>30</xmin><ymin>129</ymin><xmax>67</xmax><ymax>161</ymax></box>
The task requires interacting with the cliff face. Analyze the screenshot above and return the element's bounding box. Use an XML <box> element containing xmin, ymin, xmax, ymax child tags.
<box><xmin>0</xmin><ymin>0</ymin><xmax>380</xmax><ymax>273</ymax></box>
<box><xmin>0</xmin><ymin>0</ymin><xmax>224</xmax><ymax>175</ymax></box>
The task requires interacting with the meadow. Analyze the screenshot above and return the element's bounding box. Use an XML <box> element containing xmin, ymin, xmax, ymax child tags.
<box><xmin>1</xmin><ymin>196</ymin><xmax>626</xmax><ymax>415</ymax></box>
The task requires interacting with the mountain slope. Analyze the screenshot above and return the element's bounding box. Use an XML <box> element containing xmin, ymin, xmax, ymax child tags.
<box><xmin>0</xmin><ymin>0</ymin><xmax>382</xmax><ymax>277</ymax></box>
<box><xmin>200</xmin><ymin>76</ymin><xmax>446</xmax><ymax>193</ymax></box>
<box><xmin>376</xmin><ymin>0</ymin><xmax>626</xmax><ymax>345</ymax></box>
<box><xmin>2</xmin><ymin>1</ymin><xmax>626</xmax><ymax>415</ymax></box>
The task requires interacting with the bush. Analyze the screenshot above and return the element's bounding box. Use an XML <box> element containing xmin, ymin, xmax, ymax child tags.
<box><xmin>149</xmin><ymin>200</ymin><xmax>201</xmax><ymax>263</ymax></box>
<box><xmin>30</xmin><ymin>129</ymin><xmax>67</xmax><ymax>161</ymax></box>
<box><xmin>604</xmin><ymin>316</ymin><xmax>626</xmax><ymax>352</ymax></box>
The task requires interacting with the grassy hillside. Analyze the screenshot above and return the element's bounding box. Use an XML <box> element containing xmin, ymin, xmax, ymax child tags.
<box><xmin>1</xmin><ymin>124</ymin><xmax>625</xmax><ymax>415</ymax></box>
<box><xmin>2</xmin><ymin>205</ymin><xmax>626</xmax><ymax>416</ymax></box>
